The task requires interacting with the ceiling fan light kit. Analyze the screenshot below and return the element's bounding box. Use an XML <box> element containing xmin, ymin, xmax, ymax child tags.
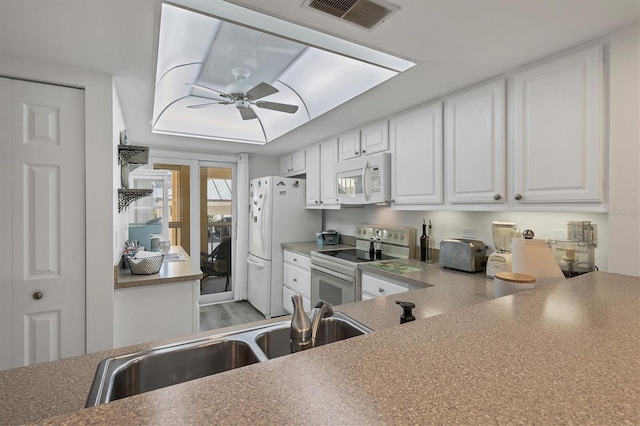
<box><xmin>187</xmin><ymin>68</ymin><xmax>299</xmax><ymax>121</ymax></box>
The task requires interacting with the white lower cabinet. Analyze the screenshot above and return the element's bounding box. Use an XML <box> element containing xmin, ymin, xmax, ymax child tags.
<box><xmin>114</xmin><ymin>280</ymin><xmax>199</xmax><ymax>348</ymax></box>
<box><xmin>361</xmin><ymin>271</ymin><xmax>409</xmax><ymax>300</ymax></box>
<box><xmin>283</xmin><ymin>250</ymin><xmax>312</xmax><ymax>313</ymax></box>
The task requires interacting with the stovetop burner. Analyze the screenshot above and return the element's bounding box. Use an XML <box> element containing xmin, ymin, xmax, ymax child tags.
<box><xmin>317</xmin><ymin>248</ymin><xmax>399</xmax><ymax>263</ymax></box>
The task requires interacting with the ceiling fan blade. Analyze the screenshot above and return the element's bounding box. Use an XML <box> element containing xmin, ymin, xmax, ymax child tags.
<box><xmin>255</xmin><ymin>101</ymin><xmax>299</xmax><ymax>114</ymax></box>
<box><xmin>239</xmin><ymin>107</ymin><xmax>258</xmax><ymax>120</ymax></box>
<box><xmin>246</xmin><ymin>82</ymin><xmax>279</xmax><ymax>100</ymax></box>
<box><xmin>187</xmin><ymin>101</ymin><xmax>232</xmax><ymax>109</ymax></box>
<box><xmin>186</xmin><ymin>83</ymin><xmax>231</xmax><ymax>99</ymax></box>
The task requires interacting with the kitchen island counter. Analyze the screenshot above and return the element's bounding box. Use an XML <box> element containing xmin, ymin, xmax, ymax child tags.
<box><xmin>1</xmin><ymin>272</ymin><xmax>638</xmax><ymax>424</ymax></box>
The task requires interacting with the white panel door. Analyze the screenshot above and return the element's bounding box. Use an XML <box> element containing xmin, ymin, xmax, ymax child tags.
<box><xmin>446</xmin><ymin>79</ymin><xmax>505</xmax><ymax>203</ymax></box>
<box><xmin>390</xmin><ymin>102</ymin><xmax>444</xmax><ymax>206</ymax></box>
<box><xmin>0</xmin><ymin>78</ymin><xmax>13</xmax><ymax>370</ymax></box>
<box><xmin>9</xmin><ymin>79</ymin><xmax>86</xmax><ymax>368</ymax></box>
<box><xmin>514</xmin><ymin>44</ymin><xmax>604</xmax><ymax>203</ymax></box>
<box><xmin>320</xmin><ymin>138</ymin><xmax>339</xmax><ymax>207</ymax></box>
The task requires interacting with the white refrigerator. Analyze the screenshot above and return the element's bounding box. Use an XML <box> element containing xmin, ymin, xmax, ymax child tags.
<box><xmin>247</xmin><ymin>176</ymin><xmax>321</xmax><ymax>318</ymax></box>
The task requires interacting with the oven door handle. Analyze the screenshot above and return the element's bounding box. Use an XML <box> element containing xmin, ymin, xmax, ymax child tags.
<box><xmin>311</xmin><ymin>264</ymin><xmax>355</xmax><ymax>283</ymax></box>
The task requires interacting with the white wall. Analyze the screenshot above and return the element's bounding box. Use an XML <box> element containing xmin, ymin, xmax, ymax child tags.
<box><xmin>113</xmin><ymin>84</ymin><xmax>129</xmax><ymax>264</ymax></box>
<box><xmin>248</xmin><ymin>153</ymin><xmax>278</xmax><ymax>179</ymax></box>
<box><xmin>607</xmin><ymin>20</ymin><xmax>639</xmax><ymax>277</ymax></box>
<box><xmin>0</xmin><ymin>53</ymin><xmax>116</xmax><ymax>352</ymax></box>
<box><xmin>325</xmin><ymin>209</ymin><xmax>609</xmax><ymax>271</ymax></box>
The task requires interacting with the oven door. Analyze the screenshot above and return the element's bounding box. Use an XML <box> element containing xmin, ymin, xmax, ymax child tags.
<box><xmin>311</xmin><ymin>264</ymin><xmax>357</xmax><ymax>307</ymax></box>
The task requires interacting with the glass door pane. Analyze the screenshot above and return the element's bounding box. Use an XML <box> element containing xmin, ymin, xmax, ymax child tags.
<box><xmin>199</xmin><ymin>165</ymin><xmax>234</xmax><ymax>303</ymax></box>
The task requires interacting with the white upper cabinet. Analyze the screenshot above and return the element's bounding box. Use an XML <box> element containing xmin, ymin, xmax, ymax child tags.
<box><xmin>305</xmin><ymin>144</ymin><xmax>321</xmax><ymax>207</ymax></box>
<box><xmin>445</xmin><ymin>79</ymin><xmax>505</xmax><ymax>204</ymax></box>
<box><xmin>390</xmin><ymin>102</ymin><xmax>444</xmax><ymax>207</ymax></box>
<box><xmin>279</xmin><ymin>149</ymin><xmax>306</xmax><ymax>176</ymax></box>
<box><xmin>305</xmin><ymin>138</ymin><xmax>339</xmax><ymax>209</ymax></box>
<box><xmin>513</xmin><ymin>44</ymin><xmax>604</xmax><ymax>204</ymax></box>
<box><xmin>320</xmin><ymin>138</ymin><xmax>340</xmax><ymax>207</ymax></box>
<box><xmin>360</xmin><ymin>120</ymin><xmax>389</xmax><ymax>155</ymax></box>
<box><xmin>337</xmin><ymin>130</ymin><xmax>361</xmax><ymax>162</ymax></box>
<box><xmin>338</xmin><ymin>121</ymin><xmax>389</xmax><ymax>162</ymax></box>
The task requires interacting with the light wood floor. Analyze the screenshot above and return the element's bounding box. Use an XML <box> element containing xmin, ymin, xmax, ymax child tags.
<box><xmin>199</xmin><ymin>301</ymin><xmax>265</xmax><ymax>332</ymax></box>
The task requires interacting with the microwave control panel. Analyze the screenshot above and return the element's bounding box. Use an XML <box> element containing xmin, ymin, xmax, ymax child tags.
<box><xmin>370</xmin><ymin>166</ymin><xmax>381</xmax><ymax>193</ymax></box>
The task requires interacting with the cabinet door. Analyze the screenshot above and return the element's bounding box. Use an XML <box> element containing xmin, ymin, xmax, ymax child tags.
<box><xmin>320</xmin><ymin>138</ymin><xmax>340</xmax><ymax>208</ymax></box>
<box><xmin>361</xmin><ymin>120</ymin><xmax>389</xmax><ymax>155</ymax></box>
<box><xmin>446</xmin><ymin>79</ymin><xmax>505</xmax><ymax>203</ymax></box>
<box><xmin>338</xmin><ymin>130</ymin><xmax>361</xmax><ymax>161</ymax></box>
<box><xmin>279</xmin><ymin>154</ymin><xmax>292</xmax><ymax>175</ymax></box>
<box><xmin>305</xmin><ymin>144</ymin><xmax>321</xmax><ymax>207</ymax></box>
<box><xmin>513</xmin><ymin>44</ymin><xmax>604</xmax><ymax>204</ymax></box>
<box><xmin>291</xmin><ymin>150</ymin><xmax>306</xmax><ymax>173</ymax></box>
<box><xmin>390</xmin><ymin>102</ymin><xmax>444</xmax><ymax>206</ymax></box>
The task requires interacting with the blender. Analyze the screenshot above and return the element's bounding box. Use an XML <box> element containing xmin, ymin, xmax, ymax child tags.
<box><xmin>486</xmin><ymin>221</ymin><xmax>519</xmax><ymax>278</ymax></box>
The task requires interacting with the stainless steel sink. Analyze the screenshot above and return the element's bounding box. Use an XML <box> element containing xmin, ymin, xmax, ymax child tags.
<box><xmin>255</xmin><ymin>314</ymin><xmax>371</xmax><ymax>359</ymax></box>
<box><xmin>86</xmin><ymin>312</ymin><xmax>371</xmax><ymax>407</ymax></box>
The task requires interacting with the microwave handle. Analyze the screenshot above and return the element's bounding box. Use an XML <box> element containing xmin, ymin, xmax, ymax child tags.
<box><xmin>362</xmin><ymin>161</ymin><xmax>370</xmax><ymax>202</ymax></box>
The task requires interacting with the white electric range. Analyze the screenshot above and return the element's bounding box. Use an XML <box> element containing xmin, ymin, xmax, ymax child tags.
<box><xmin>310</xmin><ymin>225</ymin><xmax>415</xmax><ymax>306</ymax></box>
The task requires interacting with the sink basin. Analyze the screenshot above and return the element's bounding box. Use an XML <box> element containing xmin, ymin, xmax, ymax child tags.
<box><xmin>86</xmin><ymin>312</ymin><xmax>371</xmax><ymax>407</ymax></box>
<box><xmin>86</xmin><ymin>339</ymin><xmax>262</xmax><ymax>406</ymax></box>
<box><xmin>255</xmin><ymin>314</ymin><xmax>371</xmax><ymax>359</ymax></box>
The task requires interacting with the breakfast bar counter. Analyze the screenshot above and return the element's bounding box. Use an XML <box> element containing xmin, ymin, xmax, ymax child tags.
<box><xmin>1</xmin><ymin>272</ymin><xmax>638</xmax><ymax>424</ymax></box>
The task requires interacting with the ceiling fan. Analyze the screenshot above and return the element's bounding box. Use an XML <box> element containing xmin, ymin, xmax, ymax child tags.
<box><xmin>187</xmin><ymin>68</ymin><xmax>299</xmax><ymax>120</ymax></box>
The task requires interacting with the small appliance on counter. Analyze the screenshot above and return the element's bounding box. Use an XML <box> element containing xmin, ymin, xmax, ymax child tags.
<box><xmin>439</xmin><ymin>238</ymin><xmax>487</xmax><ymax>273</ymax></box>
<box><xmin>548</xmin><ymin>221</ymin><xmax>598</xmax><ymax>277</ymax></box>
<box><xmin>486</xmin><ymin>221</ymin><xmax>519</xmax><ymax>278</ymax></box>
<box><xmin>315</xmin><ymin>230</ymin><xmax>340</xmax><ymax>245</ymax></box>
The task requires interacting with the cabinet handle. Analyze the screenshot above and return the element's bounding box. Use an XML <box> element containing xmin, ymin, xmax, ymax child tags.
<box><xmin>33</xmin><ymin>291</ymin><xmax>43</xmax><ymax>300</ymax></box>
<box><xmin>319</xmin><ymin>201</ymin><xmax>323</xmax><ymax>204</ymax></box>
<box><xmin>293</xmin><ymin>278</ymin><xmax>297</xmax><ymax>282</ymax></box>
<box><xmin>315</xmin><ymin>200</ymin><xmax>319</xmax><ymax>204</ymax></box>
<box><xmin>514</xmin><ymin>193</ymin><xmax>523</xmax><ymax>201</ymax></box>
<box><xmin>378</xmin><ymin>288</ymin><xmax>385</xmax><ymax>294</ymax></box>
<box><xmin>293</xmin><ymin>258</ymin><xmax>297</xmax><ymax>262</ymax></box>
<box><xmin>494</xmin><ymin>194</ymin><xmax>502</xmax><ymax>200</ymax></box>
<box><xmin>354</xmin><ymin>151</ymin><xmax>359</xmax><ymax>155</ymax></box>
<box><xmin>362</xmin><ymin>150</ymin><xmax>366</xmax><ymax>154</ymax></box>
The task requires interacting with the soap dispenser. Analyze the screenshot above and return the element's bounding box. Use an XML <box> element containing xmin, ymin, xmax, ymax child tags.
<box><xmin>395</xmin><ymin>301</ymin><xmax>416</xmax><ymax>324</ymax></box>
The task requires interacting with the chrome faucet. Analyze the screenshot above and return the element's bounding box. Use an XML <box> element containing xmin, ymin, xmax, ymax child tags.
<box><xmin>290</xmin><ymin>295</ymin><xmax>334</xmax><ymax>353</ymax></box>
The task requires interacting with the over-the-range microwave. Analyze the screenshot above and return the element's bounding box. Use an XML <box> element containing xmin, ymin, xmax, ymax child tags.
<box><xmin>335</xmin><ymin>152</ymin><xmax>391</xmax><ymax>205</ymax></box>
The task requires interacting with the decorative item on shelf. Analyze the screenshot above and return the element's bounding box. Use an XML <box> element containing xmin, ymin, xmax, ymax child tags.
<box><xmin>118</xmin><ymin>189</ymin><xmax>153</xmax><ymax>213</ymax></box>
<box><xmin>128</xmin><ymin>252</ymin><xmax>164</xmax><ymax>275</ymax></box>
<box><xmin>117</xmin><ymin>132</ymin><xmax>152</xmax><ymax>212</ymax></box>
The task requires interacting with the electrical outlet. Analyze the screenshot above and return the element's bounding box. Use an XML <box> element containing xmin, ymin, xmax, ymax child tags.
<box><xmin>461</xmin><ymin>228</ymin><xmax>477</xmax><ymax>238</ymax></box>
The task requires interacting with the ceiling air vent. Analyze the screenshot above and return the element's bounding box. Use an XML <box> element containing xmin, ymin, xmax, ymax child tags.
<box><xmin>302</xmin><ymin>0</ymin><xmax>400</xmax><ymax>31</ymax></box>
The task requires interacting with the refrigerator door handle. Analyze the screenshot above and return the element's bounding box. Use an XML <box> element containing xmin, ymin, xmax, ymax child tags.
<box><xmin>247</xmin><ymin>258</ymin><xmax>265</xmax><ymax>268</ymax></box>
<box><xmin>260</xmin><ymin>186</ymin><xmax>268</xmax><ymax>255</ymax></box>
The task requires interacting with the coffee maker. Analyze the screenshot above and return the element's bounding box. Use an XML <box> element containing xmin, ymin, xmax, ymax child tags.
<box><xmin>486</xmin><ymin>221</ymin><xmax>519</xmax><ymax>278</ymax></box>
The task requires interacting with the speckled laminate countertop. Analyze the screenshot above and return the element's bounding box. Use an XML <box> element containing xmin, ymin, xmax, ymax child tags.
<box><xmin>1</xmin><ymin>272</ymin><xmax>638</xmax><ymax>424</ymax></box>
<box><xmin>114</xmin><ymin>246</ymin><xmax>202</xmax><ymax>289</ymax></box>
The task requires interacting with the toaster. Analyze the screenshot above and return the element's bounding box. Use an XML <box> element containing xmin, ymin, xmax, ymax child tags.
<box><xmin>439</xmin><ymin>239</ymin><xmax>487</xmax><ymax>272</ymax></box>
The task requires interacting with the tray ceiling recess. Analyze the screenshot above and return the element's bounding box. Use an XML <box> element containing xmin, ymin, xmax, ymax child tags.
<box><xmin>152</xmin><ymin>0</ymin><xmax>415</xmax><ymax>145</ymax></box>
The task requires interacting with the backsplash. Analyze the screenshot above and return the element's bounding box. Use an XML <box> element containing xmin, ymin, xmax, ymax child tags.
<box><xmin>324</xmin><ymin>208</ymin><xmax>609</xmax><ymax>272</ymax></box>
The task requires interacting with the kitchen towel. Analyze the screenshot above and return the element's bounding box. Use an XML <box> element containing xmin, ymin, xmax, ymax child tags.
<box><xmin>511</xmin><ymin>238</ymin><xmax>565</xmax><ymax>279</ymax></box>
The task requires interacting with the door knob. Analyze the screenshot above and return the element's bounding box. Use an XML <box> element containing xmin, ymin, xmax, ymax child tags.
<box><xmin>33</xmin><ymin>291</ymin><xmax>43</xmax><ymax>300</ymax></box>
<box><xmin>514</xmin><ymin>193</ymin><xmax>523</xmax><ymax>201</ymax></box>
<box><xmin>494</xmin><ymin>194</ymin><xmax>502</xmax><ymax>200</ymax></box>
